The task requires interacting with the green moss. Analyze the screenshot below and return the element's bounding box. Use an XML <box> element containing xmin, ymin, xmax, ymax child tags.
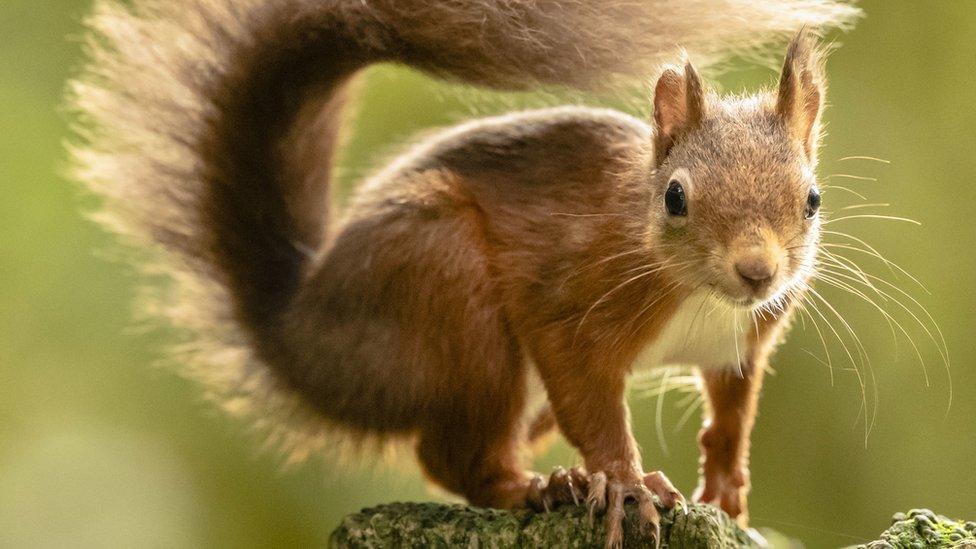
<box><xmin>852</xmin><ymin>509</ymin><xmax>976</xmax><ymax>549</ymax></box>
<box><xmin>330</xmin><ymin>502</ymin><xmax>756</xmax><ymax>548</ymax></box>
<box><xmin>330</xmin><ymin>504</ymin><xmax>975</xmax><ymax>548</ymax></box>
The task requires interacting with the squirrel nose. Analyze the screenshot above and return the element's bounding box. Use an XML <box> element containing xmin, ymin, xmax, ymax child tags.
<box><xmin>735</xmin><ymin>255</ymin><xmax>777</xmax><ymax>291</ymax></box>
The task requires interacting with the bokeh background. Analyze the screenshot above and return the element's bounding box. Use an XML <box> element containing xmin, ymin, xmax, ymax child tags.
<box><xmin>2</xmin><ymin>1</ymin><xmax>974</xmax><ymax>547</ymax></box>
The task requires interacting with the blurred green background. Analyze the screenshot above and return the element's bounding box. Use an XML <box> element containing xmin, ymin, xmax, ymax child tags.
<box><xmin>2</xmin><ymin>1</ymin><xmax>974</xmax><ymax>547</ymax></box>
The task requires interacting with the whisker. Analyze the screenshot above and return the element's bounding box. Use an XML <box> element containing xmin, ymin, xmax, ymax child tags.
<box><xmin>837</xmin><ymin>203</ymin><xmax>889</xmax><ymax>211</ymax></box>
<box><xmin>822</xmin><ymin>184</ymin><xmax>868</xmax><ymax>201</ymax></box>
<box><xmin>635</xmin><ymin>377</ymin><xmax>698</xmax><ymax>398</ymax></box>
<box><xmin>855</xmin><ymin>271</ymin><xmax>949</xmax><ymax>372</ymax></box>
<box><xmin>573</xmin><ymin>265</ymin><xmax>670</xmax><ymax>341</ymax></box>
<box><xmin>810</xmin><ymin>289</ymin><xmax>865</xmax><ymax>387</ymax></box>
<box><xmin>674</xmin><ymin>393</ymin><xmax>704</xmax><ymax>432</ymax></box>
<box><xmin>816</xmin><ymin>271</ymin><xmax>915</xmax><ymax>373</ymax></box>
<box><xmin>655</xmin><ymin>367</ymin><xmax>673</xmax><ymax>455</ymax></box>
<box><xmin>821</xmin><ymin>232</ymin><xmax>930</xmax><ymax>293</ymax></box>
<box><xmin>836</xmin><ymin>155</ymin><xmax>891</xmax><ymax>164</ymax></box>
<box><xmin>549</xmin><ymin>212</ymin><xmax>634</xmax><ymax>219</ymax></box>
<box><xmin>824</xmin><ymin>214</ymin><xmax>921</xmax><ymax>226</ymax></box>
<box><xmin>818</xmin><ymin>248</ymin><xmax>882</xmax><ymax>295</ymax></box>
<box><xmin>798</xmin><ymin>284</ymin><xmax>871</xmax><ymax>435</ymax></box>
<box><xmin>621</xmin><ymin>277</ymin><xmax>688</xmax><ymax>345</ymax></box>
<box><xmin>816</xmin><ymin>268</ymin><xmax>896</xmax><ymax>336</ymax></box>
<box><xmin>795</xmin><ymin>293</ymin><xmax>834</xmax><ymax>385</ymax></box>
<box><xmin>800</xmin><ymin>348</ymin><xmax>832</xmax><ymax>371</ymax></box>
<box><xmin>808</xmin><ymin>286</ymin><xmax>874</xmax><ymax>375</ymax></box>
<box><xmin>581</xmin><ymin>258</ymin><xmax>703</xmax><ymax>351</ymax></box>
<box><xmin>560</xmin><ymin>247</ymin><xmax>645</xmax><ymax>284</ymax></box>
<box><xmin>819</xmin><ymin>255</ymin><xmax>946</xmax><ymax>364</ymax></box>
<box><xmin>827</xmin><ymin>173</ymin><xmax>879</xmax><ymax>182</ymax></box>
<box><xmin>806</xmin><ymin>286</ymin><xmax>879</xmax><ymax>439</ymax></box>
<box><xmin>682</xmin><ymin>287</ymin><xmax>715</xmax><ymax>350</ymax></box>
<box><xmin>676</xmin><ymin>385</ymin><xmax>703</xmax><ymax>404</ymax></box>
<box><xmin>633</xmin><ymin>374</ymin><xmax>700</xmax><ymax>397</ymax></box>
<box><xmin>819</xmin><ymin>266</ymin><xmax>951</xmax><ymax>405</ymax></box>
<box><xmin>731</xmin><ymin>309</ymin><xmax>743</xmax><ymax>377</ymax></box>
<box><xmin>613</xmin><ymin>257</ymin><xmax>695</xmax><ymax>279</ymax></box>
<box><xmin>822</xmin><ymin>243</ymin><xmax>924</xmax><ymax>295</ymax></box>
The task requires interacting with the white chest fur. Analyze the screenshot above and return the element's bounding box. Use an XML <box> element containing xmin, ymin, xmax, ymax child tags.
<box><xmin>632</xmin><ymin>291</ymin><xmax>752</xmax><ymax>370</ymax></box>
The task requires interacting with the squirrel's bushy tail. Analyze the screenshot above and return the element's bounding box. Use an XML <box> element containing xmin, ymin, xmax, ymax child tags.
<box><xmin>71</xmin><ymin>0</ymin><xmax>858</xmax><ymax>458</ymax></box>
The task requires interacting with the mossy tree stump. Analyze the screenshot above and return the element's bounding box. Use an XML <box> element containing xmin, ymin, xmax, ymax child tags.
<box><xmin>331</xmin><ymin>502</ymin><xmax>754</xmax><ymax>548</ymax></box>
<box><xmin>331</xmin><ymin>503</ymin><xmax>976</xmax><ymax>548</ymax></box>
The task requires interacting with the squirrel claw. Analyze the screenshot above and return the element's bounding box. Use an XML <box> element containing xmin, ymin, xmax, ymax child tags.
<box><xmin>586</xmin><ymin>471</ymin><xmax>608</xmax><ymax>522</ymax></box>
<box><xmin>587</xmin><ymin>470</ymin><xmax>680</xmax><ymax>549</ymax></box>
<box><xmin>527</xmin><ymin>467</ymin><xmax>587</xmax><ymax>512</ymax></box>
<box><xmin>644</xmin><ymin>470</ymin><xmax>685</xmax><ymax>508</ymax></box>
<box><xmin>529</xmin><ymin>467</ymin><xmax>682</xmax><ymax>548</ymax></box>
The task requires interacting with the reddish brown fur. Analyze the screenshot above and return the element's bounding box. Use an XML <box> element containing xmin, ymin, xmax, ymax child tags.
<box><xmin>71</xmin><ymin>1</ymin><xmax>856</xmax><ymax>545</ymax></box>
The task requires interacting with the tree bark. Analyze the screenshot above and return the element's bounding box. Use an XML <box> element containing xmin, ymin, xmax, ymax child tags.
<box><xmin>330</xmin><ymin>502</ymin><xmax>755</xmax><ymax>548</ymax></box>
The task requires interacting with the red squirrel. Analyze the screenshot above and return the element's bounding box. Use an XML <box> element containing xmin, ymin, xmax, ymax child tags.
<box><xmin>71</xmin><ymin>0</ymin><xmax>860</xmax><ymax>545</ymax></box>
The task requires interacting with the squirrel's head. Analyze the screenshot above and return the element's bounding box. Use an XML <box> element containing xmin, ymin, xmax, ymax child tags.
<box><xmin>647</xmin><ymin>33</ymin><xmax>825</xmax><ymax>310</ymax></box>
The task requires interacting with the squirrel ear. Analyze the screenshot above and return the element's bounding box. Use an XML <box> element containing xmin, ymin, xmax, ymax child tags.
<box><xmin>652</xmin><ymin>61</ymin><xmax>706</xmax><ymax>166</ymax></box>
<box><xmin>775</xmin><ymin>30</ymin><xmax>826</xmax><ymax>163</ymax></box>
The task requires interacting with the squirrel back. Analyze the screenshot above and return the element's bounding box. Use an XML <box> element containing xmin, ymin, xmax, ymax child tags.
<box><xmin>71</xmin><ymin>0</ymin><xmax>858</xmax><ymax>458</ymax></box>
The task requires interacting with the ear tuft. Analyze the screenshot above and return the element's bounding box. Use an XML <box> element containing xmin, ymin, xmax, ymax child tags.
<box><xmin>652</xmin><ymin>61</ymin><xmax>707</xmax><ymax>166</ymax></box>
<box><xmin>776</xmin><ymin>29</ymin><xmax>827</xmax><ymax>162</ymax></box>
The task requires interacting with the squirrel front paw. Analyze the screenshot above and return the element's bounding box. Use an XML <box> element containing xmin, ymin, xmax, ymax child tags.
<box><xmin>592</xmin><ymin>470</ymin><xmax>684</xmax><ymax>549</ymax></box>
<box><xmin>526</xmin><ymin>467</ymin><xmax>684</xmax><ymax>548</ymax></box>
<box><xmin>694</xmin><ymin>464</ymin><xmax>749</xmax><ymax>524</ymax></box>
<box><xmin>695</xmin><ymin>426</ymin><xmax>750</xmax><ymax>524</ymax></box>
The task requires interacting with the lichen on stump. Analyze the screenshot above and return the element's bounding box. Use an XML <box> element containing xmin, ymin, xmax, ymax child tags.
<box><xmin>853</xmin><ymin>509</ymin><xmax>976</xmax><ymax>549</ymax></box>
<box><xmin>329</xmin><ymin>501</ymin><xmax>755</xmax><ymax>548</ymax></box>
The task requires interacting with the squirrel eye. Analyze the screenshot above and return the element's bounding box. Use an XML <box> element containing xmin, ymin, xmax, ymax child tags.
<box><xmin>665</xmin><ymin>181</ymin><xmax>687</xmax><ymax>217</ymax></box>
<box><xmin>805</xmin><ymin>187</ymin><xmax>822</xmax><ymax>219</ymax></box>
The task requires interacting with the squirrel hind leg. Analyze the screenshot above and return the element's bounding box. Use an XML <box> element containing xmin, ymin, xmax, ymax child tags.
<box><xmin>416</xmin><ymin>424</ymin><xmax>587</xmax><ymax>512</ymax></box>
<box><xmin>411</xmin><ymin>336</ymin><xmax>560</xmax><ymax>509</ymax></box>
<box><xmin>414</xmin><ymin>382</ymin><xmax>586</xmax><ymax>511</ymax></box>
<box><xmin>415</xmin><ymin>399</ymin><xmax>532</xmax><ymax>509</ymax></box>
